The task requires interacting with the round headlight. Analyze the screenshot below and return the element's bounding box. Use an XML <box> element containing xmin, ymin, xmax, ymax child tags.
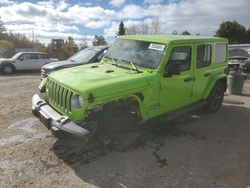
<box><xmin>72</xmin><ymin>94</ymin><xmax>84</xmax><ymax>109</ymax></box>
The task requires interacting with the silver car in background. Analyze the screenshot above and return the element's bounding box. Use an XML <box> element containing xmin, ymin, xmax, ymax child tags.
<box><xmin>0</xmin><ymin>52</ymin><xmax>54</xmax><ymax>74</ymax></box>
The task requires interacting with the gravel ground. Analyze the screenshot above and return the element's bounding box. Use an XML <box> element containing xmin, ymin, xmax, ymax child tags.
<box><xmin>0</xmin><ymin>72</ymin><xmax>250</xmax><ymax>188</ymax></box>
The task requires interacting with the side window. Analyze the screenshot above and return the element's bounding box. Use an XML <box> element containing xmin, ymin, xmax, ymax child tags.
<box><xmin>215</xmin><ymin>43</ymin><xmax>227</xmax><ymax>63</ymax></box>
<box><xmin>30</xmin><ymin>54</ymin><xmax>38</xmax><ymax>60</ymax></box>
<box><xmin>21</xmin><ymin>54</ymin><xmax>32</xmax><ymax>60</ymax></box>
<box><xmin>38</xmin><ymin>54</ymin><xmax>49</xmax><ymax>59</ymax></box>
<box><xmin>197</xmin><ymin>44</ymin><xmax>211</xmax><ymax>68</ymax></box>
<box><xmin>168</xmin><ymin>46</ymin><xmax>191</xmax><ymax>71</ymax></box>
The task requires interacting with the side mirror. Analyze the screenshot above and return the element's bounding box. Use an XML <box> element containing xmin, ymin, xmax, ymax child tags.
<box><xmin>164</xmin><ymin>62</ymin><xmax>181</xmax><ymax>77</ymax></box>
<box><xmin>19</xmin><ymin>57</ymin><xmax>24</xmax><ymax>61</ymax></box>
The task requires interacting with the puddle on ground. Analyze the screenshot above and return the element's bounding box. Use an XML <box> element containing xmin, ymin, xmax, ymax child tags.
<box><xmin>0</xmin><ymin>133</ymin><xmax>49</xmax><ymax>147</ymax></box>
<box><xmin>8</xmin><ymin>118</ymin><xmax>37</xmax><ymax>133</ymax></box>
<box><xmin>0</xmin><ymin>159</ymin><xmax>33</xmax><ymax>175</ymax></box>
<box><xmin>0</xmin><ymin>118</ymin><xmax>49</xmax><ymax>147</ymax></box>
<box><xmin>0</xmin><ymin>135</ymin><xmax>27</xmax><ymax>147</ymax></box>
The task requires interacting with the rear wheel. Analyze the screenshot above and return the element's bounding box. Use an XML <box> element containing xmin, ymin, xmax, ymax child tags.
<box><xmin>2</xmin><ymin>64</ymin><xmax>14</xmax><ymax>74</ymax></box>
<box><xmin>204</xmin><ymin>82</ymin><xmax>225</xmax><ymax>113</ymax></box>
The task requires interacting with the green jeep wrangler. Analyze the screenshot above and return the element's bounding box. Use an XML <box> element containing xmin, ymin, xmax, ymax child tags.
<box><xmin>32</xmin><ymin>35</ymin><xmax>228</xmax><ymax>138</ymax></box>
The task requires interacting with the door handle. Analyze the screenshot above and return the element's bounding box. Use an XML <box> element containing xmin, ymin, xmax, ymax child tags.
<box><xmin>184</xmin><ymin>77</ymin><xmax>193</xmax><ymax>82</ymax></box>
<box><xmin>204</xmin><ymin>72</ymin><xmax>211</xmax><ymax>77</ymax></box>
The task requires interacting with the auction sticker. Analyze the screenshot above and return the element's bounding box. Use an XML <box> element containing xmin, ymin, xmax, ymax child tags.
<box><xmin>148</xmin><ymin>43</ymin><xmax>165</xmax><ymax>51</ymax></box>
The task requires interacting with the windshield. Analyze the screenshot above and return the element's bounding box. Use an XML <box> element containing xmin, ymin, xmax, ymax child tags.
<box><xmin>105</xmin><ymin>39</ymin><xmax>165</xmax><ymax>69</ymax></box>
<box><xmin>68</xmin><ymin>48</ymin><xmax>99</xmax><ymax>63</ymax></box>
<box><xmin>12</xmin><ymin>52</ymin><xmax>22</xmax><ymax>60</ymax></box>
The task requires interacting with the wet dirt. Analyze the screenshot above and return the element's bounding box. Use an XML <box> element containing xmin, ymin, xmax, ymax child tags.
<box><xmin>151</xmin><ymin>143</ymin><xmax>168</xmax><ymax>168</ymax></box>
<box><xmin>0</xmin><ymin>118</ymin><xmax>49</xmax><ymax>147</ymax></box>
<box><xmin>1</xmin><ymin>73</ymin><xmax>250</xmax><ymax>187</ymax></box>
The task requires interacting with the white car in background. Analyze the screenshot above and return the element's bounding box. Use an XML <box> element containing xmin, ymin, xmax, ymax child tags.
<box><xmin>0</xmin><ymin>52</ymin><xmax>55</xmax><ymax>74</ymax></box>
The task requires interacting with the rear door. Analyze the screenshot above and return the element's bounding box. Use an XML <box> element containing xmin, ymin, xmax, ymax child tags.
<box><xmin>192</xmin><ymin>43</ymin><xmax>213</xmax><ymax>101</ymax></box>
<box><xmin>28</xmin><ymin>54</ymin><xmax>40</xmax><ymax>70</ymax></box>
<box><xmin>37</xmin><ymin>54</ymin><xmax>51</xmax><ymax>69</ymax></box>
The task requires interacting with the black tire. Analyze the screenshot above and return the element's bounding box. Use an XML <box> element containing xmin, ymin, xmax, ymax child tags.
<box><xmin>2</xmin><ymin>64</ymin><xmax>15</xmax><ymax>74</ymax></box>
<box><xmin>204</xmin><ymin>82</ymin><xmax>225</xmax><ymax>113</ymax></box>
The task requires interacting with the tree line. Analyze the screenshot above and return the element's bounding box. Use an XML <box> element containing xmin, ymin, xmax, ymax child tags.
<box><xmin>116</xmin><ymin>19</ymin><xmax>250</xmax><ymax>44</ymax></box>
<box><xmin>0</xmin><ymin>17</ymin><xmax>107</xmax><ymax>60</ymax></box>
<box><xmin>0</xmin><ymin>16</ymin><xmax>249</xmax><ymax>60</ymax></box>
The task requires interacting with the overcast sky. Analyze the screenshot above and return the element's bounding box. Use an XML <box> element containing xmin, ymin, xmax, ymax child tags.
<box><xmin>0</xmin><ymin>0</ymin><xmax>249</xmax><ymax>45</ymax></box>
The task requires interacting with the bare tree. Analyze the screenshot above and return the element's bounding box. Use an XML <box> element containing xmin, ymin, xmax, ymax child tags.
<box><xmin>151</xmin><ymin>17</ymin><xmax>160</xmax><ymax>34</ymax></box>
<box><xmin>126</xmin><ymin>17</ymin><xmax>162</xmax><ymax>35</ymax></box>
<box><xmin>0</xmin><ymin>17</ymin><xmax>6</xmax><ymax>39</ymax></box>
<box><xmin>80</xmin><ymin>35</ymin><xmax>89</xmax><ymax>49</ymax></box>
<box><xmin>141</xmin><ymin>21</ymin><xmax>149</xmax><ymax>34</ymax></box>
<box><xmin>126</xmin><ymin>25</ymin><xmax>139</xmax><ymax>35</ymax></box>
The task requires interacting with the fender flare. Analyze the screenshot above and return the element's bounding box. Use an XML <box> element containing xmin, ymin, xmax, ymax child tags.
<box><xmin>202</xmin><ymin>74</ymin><xmax>227</xmax><ymax>99</ymax></box>
<box><xmin>128</xmin><ymin>93</ymin><xmax>149</xmax><ymax>120</ymax></box>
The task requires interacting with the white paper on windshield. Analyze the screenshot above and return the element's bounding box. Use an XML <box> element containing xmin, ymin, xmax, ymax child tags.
<box><xmin>148</xmin><ymin>43</ymin><xmax>165</xmax><ymax>51</ymax></box>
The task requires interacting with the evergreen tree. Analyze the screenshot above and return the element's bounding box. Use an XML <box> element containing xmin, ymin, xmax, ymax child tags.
<box><xmin>116</xmin><ymin>21</ymin><xmax>126</xmax><ymax>36</ymax></box>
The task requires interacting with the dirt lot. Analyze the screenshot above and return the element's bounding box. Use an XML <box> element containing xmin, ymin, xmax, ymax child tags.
<box><xmin>0</xmin><ymin>73</ymin><xmax>250</xmax><ymax>188</ymax></box>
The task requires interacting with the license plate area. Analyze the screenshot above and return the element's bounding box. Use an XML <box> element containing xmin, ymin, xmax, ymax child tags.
<box><xmin>39</xmin><ymin>110</ymin><xmax>51</xmax><ymax>129</ymax></box>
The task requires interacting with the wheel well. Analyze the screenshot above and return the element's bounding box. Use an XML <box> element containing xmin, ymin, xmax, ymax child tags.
<box><xmin>105</xmin><ymin>98</ymin><xmax>140</xmax><ymax>117</ymax></box>
<box><xmin>216</xmin><ymin>77</ymin><xmax>227</xmax><ymax>92</ymax></box>
<box><xmin>88</xmin><ymin>98</ymin><xmax>141</xmax><ymax>121</ymax></box>
<box><xmin>2</xmin><ymin>62</ymin><xmax>16</xmax><ymax>71</ymax></box>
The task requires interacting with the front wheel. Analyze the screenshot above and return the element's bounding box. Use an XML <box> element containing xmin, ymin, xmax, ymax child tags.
<box><xmin>2</xmin><ymin>64</ymin><xmax>14</xmax><ymax>74</ymax></box>
<box><xmin>204</xmin><ymin>82</ymin><xmax>225</xmax><ymax>113</ymax></box>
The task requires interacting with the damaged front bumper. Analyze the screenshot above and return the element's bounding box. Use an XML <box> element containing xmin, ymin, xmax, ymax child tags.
<box><xmin>32</xmin><ymin>94</ymin><xmax>89</xmax><ymax>138</ymax></box>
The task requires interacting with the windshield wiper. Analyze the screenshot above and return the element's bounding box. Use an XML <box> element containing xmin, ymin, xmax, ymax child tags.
<box><xmin>70</xmin><ymin>59</ymin><xmax>76</xmax><ymax>62</ymax></box>
<box><xmin>105</xmin><ymin>55</ymin><xmax>118</xmax><ymax>66</ymax></box>
<box><xmin>120</xmin><ymin>59</ymin><xmax>141</xmax><ymax>73</ymax></box>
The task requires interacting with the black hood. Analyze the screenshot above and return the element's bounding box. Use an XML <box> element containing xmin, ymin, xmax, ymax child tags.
<box><xmin>42</xmin><ymin>60</ymin><xmax>81</xmax><ymax>71</ymax></box>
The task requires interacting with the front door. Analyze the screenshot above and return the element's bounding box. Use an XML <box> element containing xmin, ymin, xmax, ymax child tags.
<box><xmin>159</xmin><ymin>45</ymin><xmax>194</xmax><ymax>114</ymax></box>
<box><xmin>14</xmin><ymin>53</ymin><xmax>34</xmax><ymax>70</ymax></box>
<box><xmin>15</xmin><ymin>53</ymin><xmax>43</xmax><ymax>70</ymax></box>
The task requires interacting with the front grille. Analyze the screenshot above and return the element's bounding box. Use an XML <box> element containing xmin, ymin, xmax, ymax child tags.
<box><xmin>47</xmin><ymin>79</ymin><xmax>73</xmax><ymax>114</ymax></box>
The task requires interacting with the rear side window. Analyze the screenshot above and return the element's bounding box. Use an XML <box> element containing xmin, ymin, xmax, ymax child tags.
<box><xmin>168</xmin><ymin>46</ymin><xmax>191</xmax><ymax>71</ymax></box>
<box><xmin>30</xmin><ymin>54</ymin><xmax>38</xmax><ymax>59</ymax></box>
<box><xmin>197</xmin><ymin>44</ymin><xmax>211</xmax><ymax>68</ymax></box>
<box><xmin>38</xmin><ymin>54</ymin><xmax>49</xmax><ymax>59</ymax></box>
<box><xmin>215</xmin><ymin>43</ymin><xmax>227</xmax><ymax>63</ymax></box>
